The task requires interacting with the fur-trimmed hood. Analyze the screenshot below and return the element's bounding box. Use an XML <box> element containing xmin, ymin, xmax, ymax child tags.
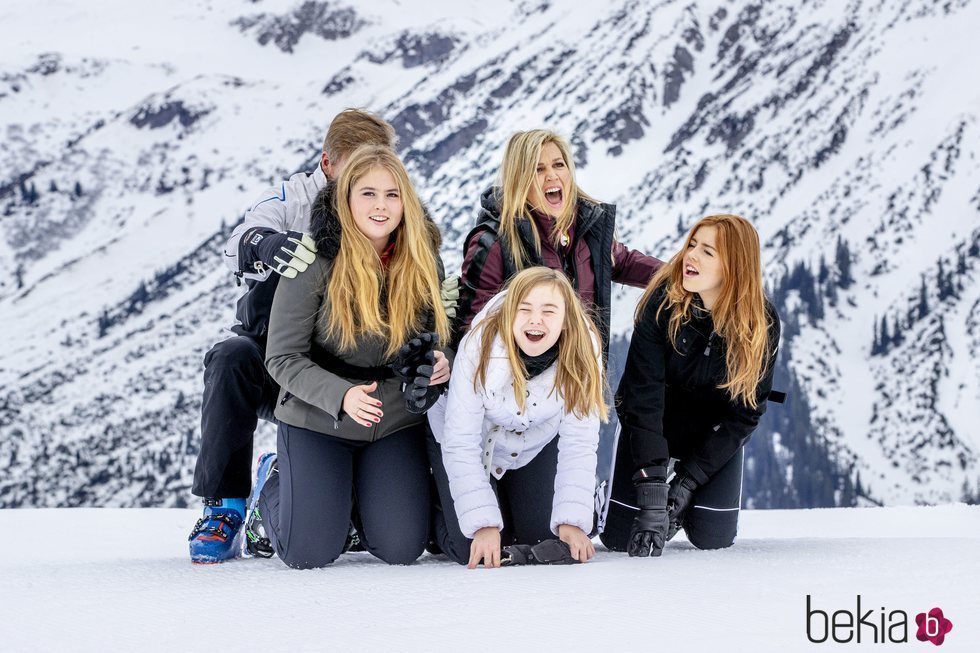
<box><xmin>309</xmin><ymin>180</ymin><xmax>443</xmax><ymax>260</ymax></box>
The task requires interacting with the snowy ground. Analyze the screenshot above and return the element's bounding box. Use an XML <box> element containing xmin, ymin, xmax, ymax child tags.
<box><xmin>1</xmin><ymin>505</ymin><xmax>978</xmax><ymax>652</ymax></box>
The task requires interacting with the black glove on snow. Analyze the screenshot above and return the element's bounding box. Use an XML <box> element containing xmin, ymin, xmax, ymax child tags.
<box><xmin>501</xmin><ymin>539</ymin><xmax>577</xmax><ymax>566</ymax></box>
<box><xmin>241</xmin><ymin>228</ymin><xmax>317</xmax><ymax>278</ymax></box>
<box><xmin>389</xmin><ymin>332</ymin><xmax>443</xmax><ymax>414</ymax></box>
<box><xmin>627</xmin><ymin>466</ymin><xmax>670</xmax><ymax>558</ymax></box>
<box><xmin>666</xmin><ymin>473</ymin><xmax>699</xmax><ymax>541</ymax></box>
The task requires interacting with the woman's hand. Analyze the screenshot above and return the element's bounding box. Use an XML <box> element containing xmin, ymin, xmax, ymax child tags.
<box><xmin>430</xmin><ymin>350</ymin><xmax>451</xmax><ymax>385</ymax></box>
<box><xmin>342</xmin><ymin>381</ymin><xmax>383</xmax><ymax>428</ymax></box>
<box><xmin>558</xmin><ymin>524</ymin><xmax>595</xmax><ymax>562</ymax></box>
<box><xmin>468</xmin><ymin>527</ymin><xmax>501</xmax><ymax>569</ymax></box>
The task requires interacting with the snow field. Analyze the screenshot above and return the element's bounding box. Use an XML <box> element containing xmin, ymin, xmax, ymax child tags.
<box><xmin>1</xmin><ymin>504</ymin><xmax>978</xmax><ymax>651</ymax></box>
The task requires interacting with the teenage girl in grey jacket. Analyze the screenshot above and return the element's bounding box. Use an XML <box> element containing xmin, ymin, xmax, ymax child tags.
<box><xmin>251</xmin><ymin>145</ymin><xmax>451</xmax><ymax>569</ymax></box>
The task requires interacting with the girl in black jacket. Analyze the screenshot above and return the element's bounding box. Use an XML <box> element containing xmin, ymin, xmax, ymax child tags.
<box><xmin>600</xmin><ymin>214</ymin><xmax>781</xmax><ymax>556</ymax></box>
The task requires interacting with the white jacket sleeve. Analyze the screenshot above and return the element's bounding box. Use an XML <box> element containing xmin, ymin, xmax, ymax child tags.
<box><xmin>439</xmin><ymin>336</ymin><xmax>502</xmax><ymax>539</ymax></box>
<box><xmin>549</xmin><ymin>342</ymin><xmax>603</xmax><ymax>535</ymax></box>
<box><xmin>223</xmin><ymin>182</ymin><xmax>289</xmax><ymax>280</ymax></box>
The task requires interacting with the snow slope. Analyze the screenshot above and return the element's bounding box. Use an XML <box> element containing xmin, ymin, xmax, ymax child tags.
<box><xmin>1</xmin><ymin>505</ymin><xmax>978</xmax><ymax>651</ymax></box>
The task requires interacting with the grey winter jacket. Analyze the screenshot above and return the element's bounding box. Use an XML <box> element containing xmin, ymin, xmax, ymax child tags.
<box><xmin>265</xmin><ymin>255</ymin><xmax>423</xmax><ymax>441</ymax></box>
<box><xmin>264</xmin><ymin>183</ymin><xmax>447</xmax><ymax>442</ymax></box>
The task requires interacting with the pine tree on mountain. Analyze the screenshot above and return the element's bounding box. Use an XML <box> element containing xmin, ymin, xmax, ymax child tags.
<box><xmin>871</xmin><ymin>315</ymin><xmax>880</xmax><ymax>355</ymax></box>
<box><xmin>129</xmin><ymin>282</ymin><xmax>150</xmax><ymax>314</ymax></box>
<box><xmin>14</xmin><ymin>263</ymin><xmax>25</xmax><ymax>290</ymax></box>
<box><xmin>97</xmin><ymin>309</ymin><xmax>111</xmax><ymax>338</ymax></box>
<box><xmin>917</xmin><ymin>275</ymin><xmax>929</xmax><ymax>319</ymax></box>
<box><xmin>19</xmin><ymin>178</ymin><xmax>39</xmax><ymax>204</ymax></box>
<box><xmin>936</xmin><ymin>260</ymin><xmax>948</xmax><ymax>301</ymax></box>
<box><xmin>835</xmin><ymin>237</ymin><xmax>854</xmax><ymax>289</ymax></box>
<box><xmin>891</xmin><ymin>314</ymin><xmax>904</xmax><ymax>347</ymax></box>
<box><xmin>961</xmin><ymin>478</ymin><xmax>974</xmax><ymax>504</ymax></box>
<box><xmin>74</xmin><ymin>181</ymin><xmax>83</xmax><ymax>197</ymax></box>
<box><xmin>49</xmin><ymin>180</ymin><xmax>58</xmax><ymax>193</ymax></box>
<box><xmin>818</xmin><ymin>256</ymin><xmax>829</xmax><ymax>285</ymax></box>
<box><xmin>809</xmin><ymin>276</ymin><xmax>824</xmax><ymax>321</ymax></box>
<box><xmin>879</xmin><ymin>315</ymin><xmax>891</xmax><ymax>353</ymax></box>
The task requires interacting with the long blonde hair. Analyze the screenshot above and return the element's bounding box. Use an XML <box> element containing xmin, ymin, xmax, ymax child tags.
<box><xmin>497</xmin><ymin>130</ymin><xmax>596</xmax><ymax>270</ymax></box>
<box><xmin>636</xmin><ymin>215</ymin><xmax>773</xmax><ymax>409</ymax></box>
<box><xmin>321</xmin><ymin>145</ymin><xmax>449</xmax><ymax>357</ymax></box>
<box><xmin>473</xmin><ymin>267</ymin><xmax>608</xmax><ymax>420</ymax></box>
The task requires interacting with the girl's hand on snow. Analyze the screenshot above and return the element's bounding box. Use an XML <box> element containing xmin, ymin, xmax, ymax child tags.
<box><xmin>342</xmin><ymin>382</ymin><xmax>383</xmax><ymax>428</ymax></box>
<box><xmin>558</xmin><ymin>524</ymin><xmax>595</xmax><ymax>562</ymax></box>
<box><xmin>468</xmin><ymin>527</ymin><xmax>501</xmax><ymax>569</ymax></box>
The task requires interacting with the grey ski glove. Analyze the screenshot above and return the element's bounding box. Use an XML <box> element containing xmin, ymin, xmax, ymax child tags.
<box><xmin>440</xmin><ymin>275</ymin><xmax>460</xmax><ymax>320</ymax></box>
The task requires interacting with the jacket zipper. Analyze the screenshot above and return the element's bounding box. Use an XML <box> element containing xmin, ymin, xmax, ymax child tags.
<box><xmin>704</xmin><ymin>331</ymin><xmax>715</xmax><ymax>357</ymax></box>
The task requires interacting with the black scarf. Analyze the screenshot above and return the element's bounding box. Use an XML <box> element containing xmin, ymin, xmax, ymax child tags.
<box><xmin>519</xmin><ymin>342</ymin><xmax>560</xmax><ymax>379</ymax></box>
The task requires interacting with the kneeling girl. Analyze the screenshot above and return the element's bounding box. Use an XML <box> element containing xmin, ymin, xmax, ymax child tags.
<box><xmin>601</xmin><ymin>214</ymin><xmax>780</xmax><ymax>556</ymax></box>
<box><xmin>257</xmin><ymin>145</ymin><xmax>451</xmax><ymax>569</ymax></box>
<box><xmin>428</xmin><ymin>267</ymin><xmax>607</xmax><ymax>568</ymax></box>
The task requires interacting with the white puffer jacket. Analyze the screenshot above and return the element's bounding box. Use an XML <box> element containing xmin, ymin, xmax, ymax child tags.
<box><xmin>428</xmin><ymin>291</ymin><xmax>601</xmax><ymax>539</ymax></box>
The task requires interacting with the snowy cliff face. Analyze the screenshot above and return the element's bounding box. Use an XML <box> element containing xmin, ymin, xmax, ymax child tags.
<box><xmin>1</xmin><ymin>0</ymin><xmax>977</xmax><ymax>508</ymax></box>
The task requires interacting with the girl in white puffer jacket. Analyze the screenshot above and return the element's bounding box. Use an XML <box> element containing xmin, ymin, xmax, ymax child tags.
<box><xmin>427</xmin><ymin>267</ymin><xmax>608</xmax><ymax>568</ymax></box>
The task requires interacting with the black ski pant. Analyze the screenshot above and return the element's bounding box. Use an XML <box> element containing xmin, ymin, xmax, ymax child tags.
<box><xmin>426</xmin><ymin>429</ymin><xmax>560</xmax><ymax>566</ymax></box>
<box><xmin>601</xmin><ymin>439</ymin><xmax>744</xmax><ymax>552</ymax></box>
<box><xmin>192</xmin><ymin>335</ymin><xmax>280</xmax><ymax>499</ymax></box>
<box><xmin>259</xmin><ymin>422</ymin><xmax>430</xmax><ymax>569</ymax></box>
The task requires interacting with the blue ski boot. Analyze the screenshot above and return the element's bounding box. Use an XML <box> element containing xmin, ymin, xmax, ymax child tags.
<box><xmin>242</xmin><ymin>452</ymin><xmax>278</xmax><ymax>559</ymax></box>
<box><xmin>188</xmin><ymin>498</ymin><xmax>246</xmax><ymax>564</ymax></box>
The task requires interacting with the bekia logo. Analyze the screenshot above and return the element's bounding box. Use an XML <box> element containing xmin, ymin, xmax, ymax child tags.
<box><xmin>915</xmin><ymin>608</ymin><xmax>954</xmax><ymax>646</ymax></box>
<box><xmin>806</xmin><ymin>595</ymin><xmax>954</xmax><ymax>646</ymax></box>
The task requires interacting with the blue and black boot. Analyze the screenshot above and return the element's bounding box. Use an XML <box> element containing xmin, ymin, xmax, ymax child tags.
<box><xmin>242</xmin><ymin>452</ymin><xmax>277</xmax><ymax>559</ymax></box>
<box><xmin>188</xmin><ymin>498</ymin><xmax>246</xmax><ymax>564</ymax></box>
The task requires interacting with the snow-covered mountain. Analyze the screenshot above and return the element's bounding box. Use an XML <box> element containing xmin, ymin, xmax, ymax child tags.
<box><xmin>1</xmin><ymin>0</ymin><xmax>978</xmax><ymax>508</ymax></box>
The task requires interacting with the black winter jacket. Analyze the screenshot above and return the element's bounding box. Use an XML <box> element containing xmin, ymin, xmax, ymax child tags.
<box><xmin>617</xmin><ymin>285</ymin><xmax>781</xmax><ymax>485</ymax></box>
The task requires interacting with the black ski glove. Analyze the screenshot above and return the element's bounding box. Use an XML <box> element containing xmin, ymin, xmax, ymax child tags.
<box><xmin>389</xmin><ymin>332</ymin><xmax>443</xmax><ymax>414</ymax></box>
<box><xmin>627</xmin><ymin>466</ymin><xmax>670</xmax><ymax>557</ymax></box>
<box><xmin>388</xmin><ymin>332</ymin><xmax>439</xmax><ymax>382</ymax></box>
<box><xmin>666</xmin><ymin>473</ymin><xmax>699</xmax><ymax>541</ymax></box>
<box><xmin>241</xmin><ymin>228</ymin><xmax>317</xmax><ymax>278</ymax></box>
<box><xmin>404</xmin><ymin>350</ymin><xmax>443</xmax><ymax>414</ymax></box>
<box><xmin>501</xmin><ymin>539</ymin><xmax>577</xmax><ymax>566</ymax></box>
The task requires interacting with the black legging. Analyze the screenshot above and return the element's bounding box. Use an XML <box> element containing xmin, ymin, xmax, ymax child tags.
<box><xmin>259</xmin><ymin>422</ymin><xmax>430</xmax><ymax>569</ymax></box>
<box><xmin>601</xmin><ymin>438</ymin><xmax>744</xmax><ymax>552</ymax></box>
<box><xmin>426</xmin><ymin>430</ymin><xmax>561</xmax><ymax>565</ymax></box>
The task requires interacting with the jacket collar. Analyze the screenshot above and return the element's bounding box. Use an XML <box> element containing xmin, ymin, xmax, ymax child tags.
<box><xmin>309</xmin><ymin>181</ymin><xmax>441</xmax><ymax>262</ymax></box>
